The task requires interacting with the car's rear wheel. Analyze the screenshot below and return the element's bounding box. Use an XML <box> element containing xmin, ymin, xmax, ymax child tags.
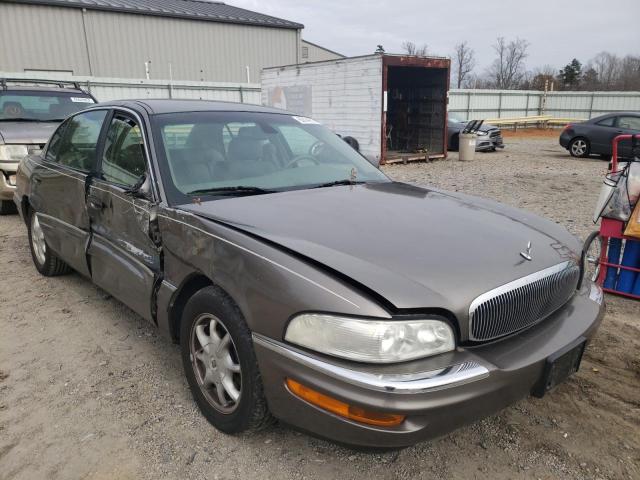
<box><xmin>450</xmin><ymin>134</ymin><xmax>460</xmax><ymax>151</ymax></box>
<box><xmin>27</xmin><ymin>209</ymin><xmax>71</xmax><ymax>276</ymax></box>
<box><xmin>180</xmin><ymin>286</ymin><xmax>273</xmax><ymax>434</ymax></box>
<box><xmin>0</xmin><ymin>200</ymin><xmax>17</xmax><ymax>215</ymax></box>
<box><xmin>569</xmin><ymin>137</ymin><xmax>590</xmax><ymax>157</ymax></box>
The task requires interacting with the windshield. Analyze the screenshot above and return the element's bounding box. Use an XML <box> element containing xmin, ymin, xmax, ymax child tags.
<box><xmin>0</xmin><ymin>90</ymin><xmax>95</xmax><ymax>121</ymax></box>
<box><xmin>152</xmin><ymin>111</ymin><xmax>389</xmax><ymax>204</ymax></box>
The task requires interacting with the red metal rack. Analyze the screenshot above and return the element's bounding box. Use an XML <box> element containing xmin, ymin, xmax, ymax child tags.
<box><xmin>595</xmin><ymin>134</ymin><xmax>640</xmax><ymax>301</ymax></box>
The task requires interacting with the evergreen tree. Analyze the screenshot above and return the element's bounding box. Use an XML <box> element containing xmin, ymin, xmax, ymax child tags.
<box><xmin>559</xmin><ymin>59</ymin><xmax>582</xmax><ymax>89</ymax></box>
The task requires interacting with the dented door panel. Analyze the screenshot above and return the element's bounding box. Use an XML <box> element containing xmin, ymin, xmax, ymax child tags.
<box><xmin>87</xmin><ymin>180</ymin><xmax>160</xmax><ymax>322</ymax></box>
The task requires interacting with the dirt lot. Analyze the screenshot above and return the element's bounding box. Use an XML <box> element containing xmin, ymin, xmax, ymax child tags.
<box><xmin>1</xmin><ymin>134</ymin><xmax>639</xmax><ymax>480</ymax></box>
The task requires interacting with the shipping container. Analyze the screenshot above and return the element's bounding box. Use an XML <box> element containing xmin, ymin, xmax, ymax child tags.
<box><xmin>261</xmin><ymin>54</ymin><xmax>450</xmax><ymax>164</ymax></box>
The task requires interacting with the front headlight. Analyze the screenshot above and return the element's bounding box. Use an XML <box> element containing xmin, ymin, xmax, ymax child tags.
<box><xmin>284</xmin><ymin>313</ymin><xmax>456</xmax><ymax>363</ymax></box>
<box><xmin>476</xmin><ymin>131</ymin><xmax>488</xmax><ymax>136</ymax></box>
<box><xmin>0</xmin><ymin>145</ymin><xmax>29</xmax><ymax>162</ymax></box>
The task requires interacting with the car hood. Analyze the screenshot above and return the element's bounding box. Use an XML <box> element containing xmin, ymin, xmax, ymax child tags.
<box><xmin>180</xmin><ymin>183</ymin><xmax>581</xmax><ymax>319</ymax></box>
<box><xmin>0</xmin><ymin>121</ymin><xmax>59</xmax><ymax>144</ymax></box>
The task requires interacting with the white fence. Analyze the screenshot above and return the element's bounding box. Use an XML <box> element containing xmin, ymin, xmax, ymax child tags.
<box><xmin>449</xmin><ymin>89</ymin><xmax>640</xmax><ymax>121</ymax></box>
<box><xmin>3</xmin><ymin>71</ymin><xmax>639</xmax><ymax>121</ymax></box>
<box><xmin>1</xmin><ymin>72</ymin><xmax>261</xmax><ymax>104</ymax></box>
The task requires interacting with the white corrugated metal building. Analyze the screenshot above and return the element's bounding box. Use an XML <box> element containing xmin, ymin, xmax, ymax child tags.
<box><xmin>0</xmin><ymin>0</ymin><xmax>338</xmax><ymax>83</ymax></box>
<box><xmin>301</xmin><ymin>40</ymin><xmax>345</xmax><ymax>63</ymax></box>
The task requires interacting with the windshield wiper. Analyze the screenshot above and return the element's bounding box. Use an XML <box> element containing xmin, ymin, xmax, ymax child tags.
<box><xmin>312</xmin><ymin>179</ymin><xmax>368</xmax><ymax>189</ymax></box>
<box><xmin>186</xmin><ymin>185</ymin><xmax>276</xmax><ymax>196</ymax></box>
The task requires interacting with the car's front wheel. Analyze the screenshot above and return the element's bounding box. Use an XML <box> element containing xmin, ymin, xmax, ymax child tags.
<box><xmin>27</xmin><ymin>209</ymin><xmax>71</xmax><ymax>276</ymax></box>
<box><xmin>569</xmin><ymin>137</ymin><xmax>590</xmax><ymax>157</ymax></box>
<box><xmin>180</xmin><ymin>286</ymin><xmax>273</xmax><ymax>434</ymax></box>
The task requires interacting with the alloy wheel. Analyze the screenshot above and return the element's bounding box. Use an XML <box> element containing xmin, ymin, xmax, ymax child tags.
<box><xmin>31</xmin><ymin>213</ymin><xmax>47</xmax><ymax>266</ymax></box>
<box><xmin>189</xmin><ymin>313</ymin><xmax>242</xmax><ymax>414</ymax></box>
<box><xmin>571</xmin><ymin>139</ymin><xmax>587</xmax><ymax>156</ymax></box>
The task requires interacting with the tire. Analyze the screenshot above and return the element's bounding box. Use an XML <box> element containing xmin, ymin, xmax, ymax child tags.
<box><xmin>0</xmin><ymin>200</ymin><xmax>17</xmax><ymax>215</ymax></box>
<box><xmin>569</xmin><ymin>137</ymin><xmax>590</xmax><ymax>158</ymax></box>
<box><xmin>450</xmin><ymin>134</ymin><xmax>459</xmax><ymax>151</ymax></box>
<box><xmin>583</xmin><ymin>230</ymin><xmax>603</xmax><ymax>284</ymax></box>
<box><xmin>180</xmin><ymin>286</ymin><xmax>273</xmax><ymax>434</ymax></box>
<box><xmin>27</xmin><ymin>208</ymin><xmax>71</xmax><ymax>276</ymax></box>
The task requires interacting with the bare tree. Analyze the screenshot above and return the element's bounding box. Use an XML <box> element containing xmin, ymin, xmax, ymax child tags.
<box><xmin>590</xmin><ymin>52</ymin><xmax>620</xmax><ymax>90</ymax></box>
<box><xmin>487</xmin><ymin>37</ymin><xmax>529</xmax><ymax>89</ymax></box>
<box><xmin>402</xmin><ymin>41</ymin><xmax>429</xmax><ymax>57</ymax></box>
<box><xmin>453</xmin><ymin>41</ymin><xmax>476</xmax><ymax>88</ymax></box>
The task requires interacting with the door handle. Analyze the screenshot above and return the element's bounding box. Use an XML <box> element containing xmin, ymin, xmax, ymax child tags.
<box><xmin>87</xmin><ymin>195</ymin><xmax>105</xmax><ymax>211</ymax></box>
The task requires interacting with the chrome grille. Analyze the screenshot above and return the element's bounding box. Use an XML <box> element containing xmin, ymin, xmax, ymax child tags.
<box><xmin>469</xmin><ymin>261</ymin><xmax>580</xmax><ymax>341</ymax></box>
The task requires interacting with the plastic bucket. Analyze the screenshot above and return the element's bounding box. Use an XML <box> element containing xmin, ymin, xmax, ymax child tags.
<box><xmin>603</xmin><ymin>238</ymin><xmax>622</xmax><ymax>289</ymax></box>
<box><xmin>459</xmin><ymin>133</ymin><xmax>477</xmax><ymax>161</ymax></box>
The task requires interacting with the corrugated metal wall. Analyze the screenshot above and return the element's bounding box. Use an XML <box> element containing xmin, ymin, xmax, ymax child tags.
<box><xmin>301</xmin><ymin>41</ymin><xmax>344</xmax><ymax>63</ymax></box>
<box><xmin>0</xmin><ymin>2</ymin><xmax>300</xmax><ymax>83</ymax></box>
<box><xmin>449</xmin><ymin>89</ymin><xmax>640</xmax><ymax>120</ymax></box>
<box><xmin>261</xmin><ymin>56</ymin><xmax>383</xmax><ymax>160</ymax></box>
<box><xmin>0</xmin><ymin>72</ymin><xmax>262</xmax><ymax>104</ymax></box>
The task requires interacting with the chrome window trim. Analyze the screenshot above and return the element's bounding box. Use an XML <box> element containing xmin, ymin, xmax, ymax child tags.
<box><xmin>253</xmin><ymin>333</ymin><xmax>489</xmax><ymax>394</ymax></box>
<box><xmin>468</xmin><ymin>261</ymin><xmax>578</xmax><ymax>341</ymax></box>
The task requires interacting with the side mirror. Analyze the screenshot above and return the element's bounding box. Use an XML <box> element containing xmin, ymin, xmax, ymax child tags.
<box><xmin>125</xmin><ymin>174</ymin><xmax>152</xmax><ymax>200</ymax></box>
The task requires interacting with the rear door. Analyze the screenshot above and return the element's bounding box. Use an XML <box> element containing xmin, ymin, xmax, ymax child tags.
<box><xmin>87</xmin><ymin>110</ymin><xmax>161</xmax><ymax>321</ymax></box>
<box><xmin>30</xmin><ymin>109</ymin><xmax>108</xmax><ymax>276</ymax></box>
<box><xmin>614</xmin><ymin>115</ymin><xmax>640</xmax><ymax>159</ymax></box>
<box><xmin>588</xmin><ymin>115</ymin><xmax>619</xmax><ymax>155</ymax></box>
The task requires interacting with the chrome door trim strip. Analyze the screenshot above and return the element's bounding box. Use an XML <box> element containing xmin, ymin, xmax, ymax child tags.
<box><xmin>253</xmin><ymin>333</ymin><xmax>489</xmax><ymax>394</ymax></box>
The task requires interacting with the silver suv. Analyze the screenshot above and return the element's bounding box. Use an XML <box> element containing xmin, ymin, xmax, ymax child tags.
<box><xmin>0</xmin><ymin>78</ymin><xmax>96</xmax><ymax>214</ymax></box>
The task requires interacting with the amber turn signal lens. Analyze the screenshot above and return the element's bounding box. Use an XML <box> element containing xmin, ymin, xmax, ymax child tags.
<box><xmin>285</xmin><ymin>378</ymin><xmax>405</xmax><ymax>427</ymax></box>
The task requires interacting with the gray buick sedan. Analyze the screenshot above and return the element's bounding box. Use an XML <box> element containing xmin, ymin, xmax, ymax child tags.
<box><xmin>13</xmin><ymin>100</ymin><xmax>604</xmax><ymax>448</ymax></box>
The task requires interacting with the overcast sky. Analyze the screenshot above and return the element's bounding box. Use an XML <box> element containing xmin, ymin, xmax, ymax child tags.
<box><xmin>233</xmin><ymin>0</ymin><xmax>639</xmax><ymax>72</ymax></box>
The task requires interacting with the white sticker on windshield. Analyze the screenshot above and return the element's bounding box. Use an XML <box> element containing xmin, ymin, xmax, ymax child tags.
<box><xmin>70</xmin><ymin>97</ymin><xmax>94</xmax><ymax>103</ymax></box>
<box><xmin>292</xmin><ymin>116</ymin><xmax>320</xmax><ymax>125</ymax></box>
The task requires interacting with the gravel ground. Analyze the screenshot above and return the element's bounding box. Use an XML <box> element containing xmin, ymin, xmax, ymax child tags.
<box><xmin>1</xmin><ymin>133</ymin><xmax>639</xmax><ymax>480</ymax></box>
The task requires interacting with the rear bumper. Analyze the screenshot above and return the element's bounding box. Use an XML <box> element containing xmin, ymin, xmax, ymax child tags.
<box><xmin>559</xmin><ymin>132</ymin><xmax>572</xmax><ymax>149</ymax></box>
<box><xmin>254</xmin><ymin>283</ymin><xmax>604</xmax><ymax>448</ymax></box>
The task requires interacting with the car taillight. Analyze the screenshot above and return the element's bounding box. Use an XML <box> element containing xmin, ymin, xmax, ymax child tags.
<box><xmin>563</xmin><ymin>124</ymin><xmax>574</xmax><ymax>132</ymax></box>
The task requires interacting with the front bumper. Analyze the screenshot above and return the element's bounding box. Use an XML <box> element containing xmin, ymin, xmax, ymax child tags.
<box><xmin>0</xmin><ymin>163</ymin><xmax>18</xmax><ymax>201</ymax></box>
<box><xmin>254</xmin><ymin>283</ymin><xmax>604</xmax><ymax>448</ymax></box>
<box><xmin>476</xmin><ymin>134</ymin><xmax>504</xmax><ymax>151</ymax></box>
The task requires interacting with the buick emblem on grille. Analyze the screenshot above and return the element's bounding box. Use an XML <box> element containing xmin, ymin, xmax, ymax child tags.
<box><xmin>520</xmin><ymin>241</ymin><xmax>533</xmax><ymax>261</ymax></box>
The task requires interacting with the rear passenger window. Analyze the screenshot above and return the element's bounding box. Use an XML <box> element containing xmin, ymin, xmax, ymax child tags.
<box><xmin>45</xmin><ymin>121</ymin><xmax>69</xmax><ymax>162</ymax></box>
<box><xmin>56</xmin><ymin>110</ymin><xmax>107</xmax><ymax>171</ymax></box>
<box><xmin>596</xmin><ymin>117</ymin><xmax>615</xmax><ymax>127</ymax></box>
<box><xmin>101</xmin><ymin>114</ymin><xmax>147</xmax><ymax>187</ymax></box>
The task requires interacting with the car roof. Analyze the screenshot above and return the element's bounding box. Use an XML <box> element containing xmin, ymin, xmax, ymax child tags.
<box><xmin>591</xmin><ymin>111</ymin><xmax>640</xmax><ymax>121</ymax></box>
<box><xmin>96</xmin><ymin>99</ymin><xmax>296</xmax><ymax>116</ymax></box>
<box><xmin>2</xmin><ymin>86</ymin><xmax>89</xmax><ymax>94</ymax></box>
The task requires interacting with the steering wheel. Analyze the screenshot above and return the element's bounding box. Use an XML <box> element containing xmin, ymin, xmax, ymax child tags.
<box><xmin>285</xmin><ymin>155</ymin><xmax>321</xmax><ymax>169</ymax></box>
<box><xmin>309</xmin><ymin>141</ymin><xmax>325</xmax><ymax>156</ymax></box>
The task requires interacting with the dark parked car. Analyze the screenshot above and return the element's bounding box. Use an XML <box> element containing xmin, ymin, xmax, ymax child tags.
<box><xmin>0</xmin><ymin>78</ymin><xmax>96</xmax><ymax>214</ymax></box>
<box><xmin>559</xmin><ymin>112</ymin><xmax>640</xmax><ymax>158</ymax></box>
<box><xmin>447</xmin><ymin>115</ymin><xmax>504</xmax><ymax>152</ymax></box>
<box><xmin>14</xmin><ymin>100</ymin><xmax>604</xmax><ymax>448</ymax></box>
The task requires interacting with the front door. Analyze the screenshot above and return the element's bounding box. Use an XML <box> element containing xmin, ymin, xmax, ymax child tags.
<box><xmin>87</xmin><ymin>111</ymin><xmax>161</xmax><ymax>321</ymax></box>
<box><xmin>615</xmin><ymin>115</ymin><xmax>640</xmax><ymax>159</ymax></box>
<box><xmin>30</xmin><ymin>109</ymin><xmax>108</xmax><ymax>276</ymax></box>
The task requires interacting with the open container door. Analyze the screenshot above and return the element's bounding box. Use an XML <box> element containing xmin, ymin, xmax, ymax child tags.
<box><xmin>381</xmin><ymin>55</ymin><xmax>450</xmax><ymax>164</ymax></box>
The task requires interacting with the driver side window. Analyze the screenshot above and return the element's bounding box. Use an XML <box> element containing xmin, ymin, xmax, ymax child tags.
<box><xmin>101</xmin><ymin>114</ymin><xmax>147</xmax><ymax>187</ymax></box>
